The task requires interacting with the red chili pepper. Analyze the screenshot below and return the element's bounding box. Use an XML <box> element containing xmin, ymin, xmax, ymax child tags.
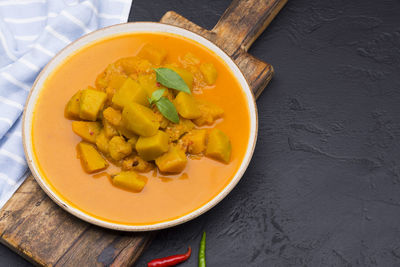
<box><xmin>148</xmin><ymin>246</ymin><xmax>191</xmax><ymax>267</ymax></box>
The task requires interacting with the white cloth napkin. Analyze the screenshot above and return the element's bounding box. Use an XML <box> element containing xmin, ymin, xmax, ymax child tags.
<box><xmin>0</xmin><ymin>0</ymin><xmax>132</xmax><ymax>208</ymax></box>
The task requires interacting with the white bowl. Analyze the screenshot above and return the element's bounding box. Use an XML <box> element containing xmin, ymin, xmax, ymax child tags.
<box><xmin>23</xmin><ymin>22</ymin><xmax>258</xmax><ymax>231</ymax></box>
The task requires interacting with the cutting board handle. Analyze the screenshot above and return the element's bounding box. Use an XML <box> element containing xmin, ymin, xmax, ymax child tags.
<box><xmin>212</xmin><ymin>0</ymin><xmax>287</xmax><ymax>54</ymax></box>
<box><xmin>161</xmin><ymin>0</ymin><xmax>287</xmax><ymax>97</ymax></box>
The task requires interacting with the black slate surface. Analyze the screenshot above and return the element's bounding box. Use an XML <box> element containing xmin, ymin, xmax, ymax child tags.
<box><xmin>2</xmin><ymin>0</ymin><xmax>400</xmax><ymax>266</ymax></box>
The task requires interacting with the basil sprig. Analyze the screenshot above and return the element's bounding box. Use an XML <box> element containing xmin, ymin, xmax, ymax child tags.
<box><xmin>148</xmin><ymin>89</ymin><xmax>179</xmax><ymax>124</ymax></box>
<box><xmin>154</xmin><ymin>68</ymin><xmax>191</xmax><ymax>94</ymax></box>
<box><xmin>150</xmin><ymin>67</ymin><xmax>193</xmax><ymax>123</ymax></box>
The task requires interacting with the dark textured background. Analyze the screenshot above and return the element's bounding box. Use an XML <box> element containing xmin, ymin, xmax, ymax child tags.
<box><xmin>2</xmin><ymin>0</ymin><xmax>400</xmax><ymax>266</ymax></box>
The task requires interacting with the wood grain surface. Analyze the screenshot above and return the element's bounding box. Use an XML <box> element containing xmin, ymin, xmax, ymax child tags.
<box><xmin>0</xmin><ymin>0</ymin><xmax>286</xmax><ymax>265</ymax></box>
<box><xmin>160</xmin><ymin>0</ymin><xmax>287</xmax><ymax>98</ymax></box>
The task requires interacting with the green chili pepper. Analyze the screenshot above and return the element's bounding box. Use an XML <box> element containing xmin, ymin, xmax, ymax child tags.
<box><xmin>199</xmin><ymin>232</ymin><xmax>206</xmax><ymax>267</ymax></box>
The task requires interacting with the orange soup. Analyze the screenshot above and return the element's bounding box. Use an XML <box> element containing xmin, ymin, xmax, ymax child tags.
<box><xmin>32</xmin><ymin>32</ymin><xmax>250</xmax><ymax>225</ymax></box>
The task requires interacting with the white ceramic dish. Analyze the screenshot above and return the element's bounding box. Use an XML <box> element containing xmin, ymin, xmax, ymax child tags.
<box><xmin>23</xmin><ymin>22</ymin><xmax>258</xmax><ymax>231</ymax></box>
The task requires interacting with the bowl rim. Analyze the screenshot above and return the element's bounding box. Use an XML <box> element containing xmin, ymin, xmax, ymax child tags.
<box><xmin>23</xmin><ymin>21</ymin><xmax>258</xmax><ymax>231</ymax></box>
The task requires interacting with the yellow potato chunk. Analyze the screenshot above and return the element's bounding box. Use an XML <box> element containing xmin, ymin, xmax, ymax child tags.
<box><xmin>205</xmin><ymin>129</ymin><xmax>231</xmax><ymax>163</ymax></box>
<box><xmin>122</xmin><ymin>103</ymin><xmax>159</xmax><ymax>137</ymax></box>
<box><xmin>104</xmin><ymin>73</ymin><xmax>127</xmax><ymax>102</ymax></box>
<box><xmin>188</xmin><ymin>65</ymin><xmax>208</xmax><ymax>90</ymax></box>
<box><xmin>136</xmin><ymin>130</ymin><xmax>169</xmax><ymax>161</ymax></box>
<box><xmin>122</xmin><ymin>155</ymin><xmax>153</xmax><ymax>172</ymax></box>
<box><xmin>138</xmin><ymin>73</ymin><xmax>160</xmax><ymax>97</ymax></box>
<box><xmin>138</xmin><ymin>43</ymin><xmax>167</xmax><ymax>65</ymax></box>
<box><xmin>79</xmin><ymin>89</ymin><xmax>107</xmax><ymax>121</ymax></box>
<box><xmin>192</xmin><ymin>99</ymin><xmax>224</xmax><ymax>126</ymax></box>
<box><xmin>118</xmin><ymin>56</ymin><xmax>152</xmax><ymax>75</ymax></box>
<box><xmin>109</xmin><ymin>136</ymin><xmax>132</xmax><ymax>161</ymax></box>
<box><xmin>108</xmin><ymin>72</ymin><xmax>127</xmax><ymax>90</ymax></box>
<box><xmin>173</xmin><ymin>92</ymin><xmax>201</xmax><ymax>119</ymax></box>
<box><xmin>77</xmin><ymin>142</ymin><xmax>108</xmax><ymax>173</ymax></box>
<box><xmin>95</xmin><ymin>130</ymin><xmax>109</xmax><ymax>155</ymax></box>
<box><xmin>183</xmin><ymin>129</ymin><xmax>207</xmax><ymax>154</ymax></box>
<box><xmin>199</xmin><ymin>63</ymin><xmax>218</xmax><ymax>85</ymax></box>
<box><xmin>103</xmin><ymin>107</ymin><xmax>122</xmax><ymax>127</ymax></box>
<box><xmin>174</xmin><ymin>68</ymin><xmax>193</xmax><ymax>89</ymax></box>
<box><xmin>165</xmin><ymin>118</ymin><xmax>195</xmax><ymax>142</ymax></box>
<box><xmin>103</xmin><ymin>118</ymin><xmax>118</xmax><ymax>138</ymax></box>
<box><xmin>112</xmin><ymin>78</ymin><xmax>148</xmax><ymax>108</ymax></box>
<box><xmin>117</xmin><ymin>126</ymin><xmax>138</xmax><ymax>139</ymax></box>
<box><xmin>166</xmin><ymin>65</ymin><xmax>193</xmax><ymax>89</ymax></box>
<box><xmin>95</xmin><ymin>63</ymin><xmax>120</xmax><ymax>90</ymax></box>
<box><xmin>112</xmin><ymin>171</ymin><xmax>147</xmax><ymax>192</ymax></box>
<box><xmin>156</xmin><ymin>146</ymin><xmax>187</xmax><ymax>173</ymax></box>
<box><xmin>181</xmin><ymin>52</ymin><xmax>200</xmax><ymax>66</ymax></box>
<box><xmin>72</xmin><ymin>121</ymin><xmax>101</xmax><ymax>143</ymax></box>
<box><xmin>95</xmin><ymin>74</ymin><xmax>108</xmax><ymax>91</ymax></box>
<box><xmin>65</xmin><ymin>91</ymin><xmax>81</xmax><ymax>119</ymax></box>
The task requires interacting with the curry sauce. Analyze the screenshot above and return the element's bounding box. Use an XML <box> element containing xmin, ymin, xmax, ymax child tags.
<box><xmin>32</xmin><ymin>32</ymin><xmax>250</xmax><ymax>225</ymax></box>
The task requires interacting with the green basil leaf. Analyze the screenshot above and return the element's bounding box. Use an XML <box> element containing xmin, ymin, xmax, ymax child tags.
<box><xmin>150</xmin><ymin>89</ymin><xmax>165</xmax><ymax>103</ymax></box>
<box><xmin>156</xmin><ymin>97</ymin><xmax>179</xmax><ymax>124</ymax></box>
<box><xmin>154</xmin><ymin>68</ymin><xmax>191</xmax><ymax>94</ymax></box>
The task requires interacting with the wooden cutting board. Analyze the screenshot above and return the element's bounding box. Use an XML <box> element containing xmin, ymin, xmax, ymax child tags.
<box><xmin>0</xmin><ymin>0</ymin><xmax>287</xmax><ymax>265</ymax></box>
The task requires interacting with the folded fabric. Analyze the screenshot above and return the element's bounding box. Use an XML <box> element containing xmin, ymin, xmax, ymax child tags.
<box><xmin>0</xmin><ymin>0</ymin><xmax>132</xmax><ymax>208</ymax></box>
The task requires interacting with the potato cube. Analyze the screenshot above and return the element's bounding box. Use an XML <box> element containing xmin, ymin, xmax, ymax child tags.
<box><xmin>183</xmin><ymin>129</ymin><xmax>207</xmax><ymax>154</ymax></box>
<box><xmin>87</xmin><ymin>85</ymin><xmax>99</xmax><ymax>91</ymax></box>
<box><xmin>65</xmin><ymin>91</ymin><xmax>81</xmax><ymax>119</ymax></box>
<box><xmin>173</xmin><ymin>92</ymin><xmax>201</xmax><ymax>119</ymax></box>
<box><xmin>166</xmin><ymin>65</ymin><xmax>193</xmax><ymax>89</ymax></box>
<box><xmin>95</xmin><ymin>73</ymin><xmax>108</xmax><ymax>91</ymax></box>
<box><xmin>174</xmin><ymin>67</ymin><xmax>193</xmax><ymax>89</ymax></box>
<box><xmin>95</xmin><ymin>63</ymin><xmax>120</xmax><ymax>90</ymax></box>
<box><xmin>103</xmin><ymin>118</ymin><xmax>118</xmax><ymax>138</ymax></box>
<box><xmin>181</xmin><ymin>52</ymin><xmax>200</xmax><ymax>66</ymax></box>
<box><xmin>165</xmin><ymin>118</ymin><xmax>195</xmax><ymax>142</ymax></box>
<box><xmin>118</xmin><ymin>56</ymin><xmax>152</xmax><ymax>75</ymax></box>
<box><xmin>112</xmin><ymin>78</ymin><xmax>148</xmax><ymax>108</ymax></box>
<box><xmin>112</xmin><ymin>171</ymin><xmax>147</xmax><ymax>192</ymax></box>
<box><xmin>189</xmin><ymin>65</ymin><xmax>208</xmax><ymax>88</ymax></box>
<box><xmin>72</xmin><ymin>121</ymin><xmax>101</xmax><ymax>143</ymax></box>
<box><xmin>101</xmin><ymin>69</ymin><xmax>127</xmax><ymax>102</ymax></box>
<box><xmin>138</xmin><ymin>43</ymin><xmax>167</xmax><ymax>65</ymax></box>
<box><xmin>117</xmin><ymin>126</ymin><xmax>138</xmax><ymax>139</ymax></box>
<box><xmin>155</xmin><ymin>146</ymin><xmax>187</xmax><ymax>173</ymax></box>
<box><xmin>103</xmin><ymin>107</ymin><xmax>122</xmax><ymax>126</ymax></box>
<box><xmin>192</xmin><ymin>99</ymin><xmax>224</xmax><ymax>126</ymax></box>
<box><xmin>199</xmin><ymin>63</ymin><xmax>218</xmax><ymax>85</ymax></box>
<box><xmin>138</xmin><ymin>73</ymin><xmax>159</xmax><ymax>97</ymax></box>
<box><xmin>122</xmin><ymin>155</ymin><xmax>153</xmax><ymax>172</ymax></box>
<box><xmin>108</xmin><ymin>72</ymin><xmax>127</xmax><ymax>90</ymax></box>
<box><xmin>79</xmin><ymin>89</ymin><xmax>107</xmax><ymax>121</ymax></box>
<box><xmin>77</xmin><ymin>142</ymin><xmax>108</xmax><ymax>173</ymax></box>
<box><xmin>109</xmin><ymin>136</ymin><xmax>132</xmax><ymax>161</ymax></box>
<box><xmin>122</xmin><ymin>103</ymin><xmax>159</xmax><ymax>137</ymax></box>
<box><xmin>136</xmin><ymin>130</ymin><xmax>169</xmax><ymax>161</ymax></box>
<box><xmin>205</xmin><ymin>129</ymin><xmax>231</xmax><ymax>163</ymax></box>
<box><xmin>95</xmin><ymin>130</ymin><xmax>109</xmax><ymax>155</ymax></box>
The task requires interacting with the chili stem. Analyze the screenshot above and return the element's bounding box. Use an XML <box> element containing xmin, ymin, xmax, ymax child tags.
<box><xmin>199</xmin><ymin>232</ymin><xmax>206</xmax><ymax>267</ymax></box>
